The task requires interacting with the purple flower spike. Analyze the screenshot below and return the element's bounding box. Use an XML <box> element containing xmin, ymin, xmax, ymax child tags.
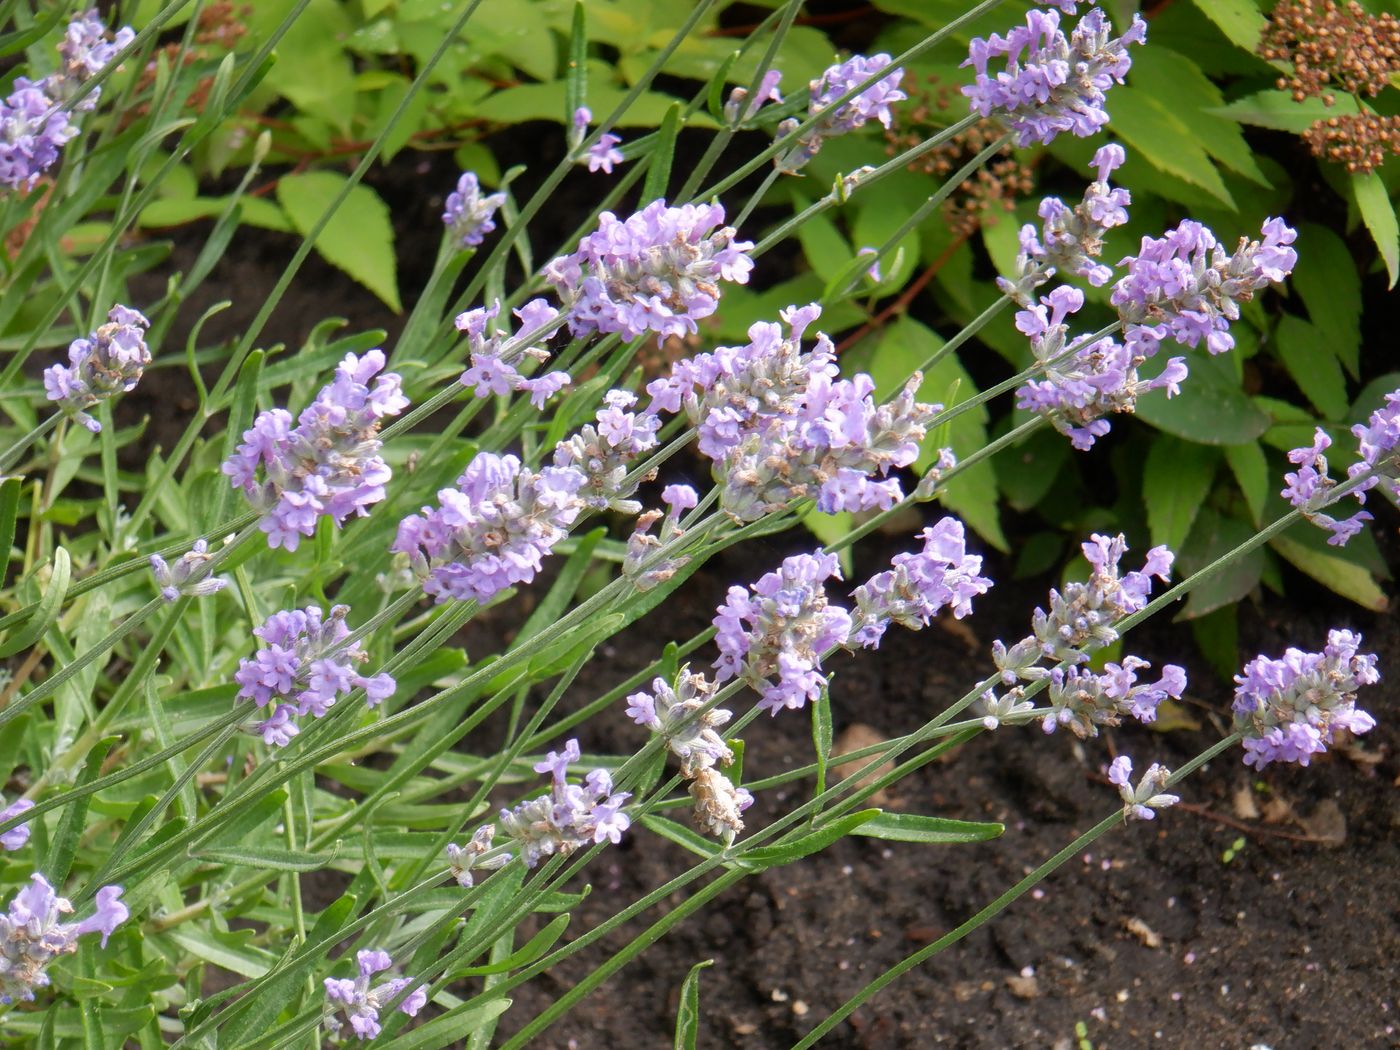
<box><xmin>0</xmin><ymin>795</ymin><xmax>34</xmax><ymax>851</ymax></box>
<box><xmin>456</xmin><ymin>298</ymin><xmax>570</xmax><ymax>408</ymax></box>
<box><xmin>962</xmin><ymin>8</ymin><xmax>1145</xmax><ymax>147</ymax></box>
<box><xmin>1233</xmin><ymin>629</ymin><xmax>1378</xmax><ymax>770</ymax></box>
<box><xmin>1041</xmin><ymin>657</ymin><xmax>1186</xmax><ymax>738</ymax></box>
<box><xmin>553</xmin><ymin>390</ymin><xmax>660</xmax><ymax>515</ymax></box>
<box><xmin>627</xmin><ymin>667</ymin><xmax>734</xmax><ymax>776</ymax></box>
<box><xmin>543</xmin><ymin>200</ymin><xmax>754</xmax><ymax>344</ymax></box>
<box><xmin>443</xmin><ymin>172</ymin><xmax>506</xmax><ymax>248</ymax></box>
<box><xmin>222</xmin><ymin>350</ymin><xmax>408</xmax><ymax>551</ymax></box>
<box><xmin>323</xmin><ymin>949</ymin><xmax>427</xmax><ymax>1042</ymax></box>
<box><xmin>149</xmin><ymin>538</ymin><xmax>228</xmax><ymax>602</ymax></box>
<box><xmin>776</xmin><ymin>54</ymin><xmax>904</xmax><ymax>171</ymax></box>
<box><xmin>724</xmin><ymin>69</ymin><xmax>784</xmax><ymax>124</ymax></box>
<box><xmin>50</xmin><ymin>10</ymin><xmax>134</xmax><ymax>111</ymax></box>
<box><xmin>714</xmin><ymin>551</ymin><xmax>852</xmax><ymax>715</ymax></box>
<box><xmin>1</xmin><ymin>874</ymin><xmax>128</xmax><ymax>1004</ymax></box>
<box><xmin>1285</xmin><ymin>390</ymin><xmax>1400</xmax><ymax>546</ymax></box>
<box><xmin>43</xmin><ymin>305</ymin><xmax>151</xmax><ymax>432</ymax></box>
<box><xmin>1108</xmin><ymin>755</ymin><xmax>1178</xmax><ymax>821</ymax></box>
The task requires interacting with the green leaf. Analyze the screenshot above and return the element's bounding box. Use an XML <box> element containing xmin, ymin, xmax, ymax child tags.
<box><xmin>0</xmin><ymin>476</ymin><xmax>21</xmax><ymax>584</ymax></box>
<box><xmin>639</xmin><ymin>814</ymin><xmax>724</xmax><ymax>860</ymax></box>
<box><xmin>1178</xmin><ymin>509</ymin><xmax>1265</xmax><ymax>619</ymax></box>
<box><xmin>1274</xmin><ymin>314</ymin><xmax>1349</xmax><ymax>419</ymax></box>
<box><xmin>1136</xmin><ymin>349</ymin><xmax>1270</xmax><ymax>444</ymax></box>
<box><xmin>0</xmin><ymin>547</ymin><xmax>70</xmax><ymax>659</ymax></box>
<box><xmin>456</xmin><ymin>915</ymin><xmax>569</xmax><ymax>976</ymax></box>
<box><xmin>193</xmin><ymin>845</ymin><xmax>336</xmax><ymax>872</ymax></box>
<box><xmin>1143</xmin><ymin>436</ymin><xmax>1218</xmax><ymax>552</ymax></box>
<box><xmin>641</xmin><ymin>102</ymin><xmax>682</xmax><ymax>203</ymax></box>
<box><xmin>277</xmin><ymin>171</ymin><xmax>401</xmax><ymax>311</ymax></box>
<box><xmin>851</xmin><ymin>811</ymin><xmax>1004</xmax><ymax>844</ymax></box>
<box><xmin>811</xmin><ymin>690</ymin><xmax>833</xmax><ymax>800</ymax></box>
<box><xmin>1291</xmin><ymin>223</ymin><xmax>1362</xmax><ymax>376</ymax></box>
<box><xmin>1107</xmin><ymin>86</ymin><xmax>1234</xmax><ymax>207</ymax></box>
<box><xmin>43</xmin><ymin>738</ymin><xmax>117</xmax><ymax>883</ymax></box>
<box><xmin>1271</xmin><ymin>531</ymin><xmax>1388</xmax><ymax>610</ymax></box>
<box><xmin>390</xmin><ymin>1000</ymin><xmax>512</xmax><ymax>1050</ymax></box>
<box><xmin>1353</xmin><ymin>170</ymin><xmax>1399</xmax><ymax>289</ymax></box>
<box><xmin>1224</xmin><ymin>441</ymin><xmax>1269</xmax><ymax>526</ymax></box>
<box><xmin>1189</xmin><ymin>605</ymin><xmax>1241</xmax><ymax>681</ymax></box>
<box><xmin>742</xmin><ymin>809</ymin><xmax>878</xmax><ymax>868</ymax></box>
<box><xmin>164</xmin><ymin>929</ymin><xmax>277</xmax><ymax>979</ymax></box>
<box><xmin>1211</xmin><ymin>90</ymin><xmax>1360</xmax><ymax>135</ymax></box>
<box><xmin>1189</xmin><ymin>0</ymin><xmax>1267</xmax><ymax>52</ymax></box>
<box><xmin>565</xmin><ymin>3</ymin><xmax>587</xmax><ymax>122</ymax></box>
<box><xmin>674</xmin><ymin>960</ymin><xmax>714</xmax><ymax>1050</ymax></box>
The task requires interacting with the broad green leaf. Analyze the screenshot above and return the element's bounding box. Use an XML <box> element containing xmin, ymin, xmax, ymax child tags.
<box><xmin>1353</xmin><ymin>170</ymin><xmax>1399</xmax><ymax>289</ymax></box>
<box><xmin>1351</xmin><ymin>373</ymin><xmax>1400</xmax><ymax>424</ymax></box>
<box><xmin>262</xmin><ymin>0</ymin><xmax>356</xmax><ymax>133</ymax></box>
<box><xmin>741</xmin><ymin>809</ymin><xmax>878</xmax><ymax>868</ymax></box>
<box><xmin>1224</xmin><ymin>441</ymin><xmax>1269</xmax><ymax>526</ymax></box>
<box><xmin>1108</xmin><ymin>86</ymin><xmax>1234</xmax><ymax>207</ymax></box>
<box><xmin>1271</xmin><ymin>531</ymin><xmax>1387</xmax><ymax>610</ymax></box>
<box><xmin>1274</xmin><ymin>315</ymin><xmax>1349</xmax><ymax>419</ymax></box>
<box><xmin>1189</xmin><ymin>605</ymin><xmax>1241</xmax><ymax>681</ymax></box>
<box><xmin>674</xmin><ymin>960</ymin><xmax>714</xmax><ymax>1050</ymax></box>
<box><xmin>1178</xmin><ymin>509</ymin><xmax>1265</xmax><ymax>619</ymax></box>
<box><xmin>795</xmin><ymin>208</ymin><xmax>853</xmax><ymax>286</ymax></box>
<box><xmin>277</xmin><ymin>171</ymin><xmax>401</xmax><ymax>311</ymax></box>
<box><xmin>1291</xmin><ymin>223</ymin><xmax>1362</xmax><ymax>376</ymax></box>
<box><xmin>1136</xmin><ymin>349</ymin><xmax>1270</xmax><ymax>444</ymax></box>
<box><xmin>1211</xmin><ymin>90</ymin><xmax>1359</xmax><ymax>135</ymax></box>
<box><xmin>1190</xmin><ymin>0</ymin><xmax>1267</xmax><ymax>52</ymax></box>
<box><xmin>1143</xmin><ymin>436</ymin><xmax>1218</xmax><ymax>552</ymax></box>
<box><xmin>852</xmin><ymin>812</ymin><xmax>1004</xmax><ymax>844</ymax></box>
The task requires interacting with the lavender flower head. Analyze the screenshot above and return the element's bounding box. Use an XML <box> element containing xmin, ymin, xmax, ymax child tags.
<box><xmin>42</xmin><ymin>305</ymin><xmax>150</xmax><ymax>432</ymax></box>
<box><xmin>627</xmin><ymin>667</ymin><xmax>735</xmax><ymax>776</ymax></box>
<box><xmin>622</xmin><ymin>484</ymin><xmax>697</xmax><ymax>590</ymax></box>
<box><xmin>1108</xmin><ymin>755</ymin><xmax>1179</xmax><ymax>821</ymax></box>
<box><xmin>457</xmin><ymin>298</ymin><xmax>570</xmax><ymax>408</ymax></box>
<box><xmin>222</xmin><ymin>351</ymin><xmax>408</xmax><ymax>551</ymax></box>
<box><xmin>1111</xmin><ymin>217</ymin><xmax>1298</xmax><ymax>359</ymax></box>
<box><xmin>1014</xmin><ymin>285</ymin><xmax>1186</xmax><ymax>450</ymax></box>
<box><xmin>323</xmin><ymin>949</ymin><xmax>427</xmax><ymax>1041</ymax></box>
<box><xmin>714</xmin><ymin>551</ymin><xmax>852</xmax><ymax>715</ymax></box>
<box><xmin>1042</xmin><ymin>657</ymin><xmax>1186</xmax><ymax>738</ymax></box>
<box><xmin>571</xmin><ymin>107</ymin><xmax>624</xmax><ymax>174</ymax></box>
<box><xmin>392</xmin><ymin>453</ymin><xmax>586</xmax><ymax>604</ymax></box>
<box><xmin>0</xmin><ymin>79</ymin><xmax>77</xmax><ymax>191</ymax></box>
<box><xmin>1</xmin><ymin>875</ymin><xmax>127</xmax><ymax>1004</ymax></box>
<box><xmin>149</xmin><ymin>538</ymin><xmax>228</xmax><ymax>602</ymax></box>
<box><xmin>724</xmin><ymin>70</ymin><xmax>783</xmax><ymax>124</ymax></box>
<box><xmin>49</xmin><ymin>10</ymin><xmax>135</xmax><ymax>111</ymax></box>
<box><xmin>235</xmin><ymin>604</ymin><xmax>395</xmax><ymax>748</ymax></box>
<box><xmin>1232</xmin><ymin>629</ymin><xmax>1378</xmax><ymax>770</ymax></box>
<box><xmin>962</xmin><ymin>8</ymin><xmax>1145</xmax><ymax>147</ymax></box>
<box><xmin>1284</xmin><ymin>390</ymin><xmax>1400</xmax><ymax>546</ymax></box>
<box><xmin>0</xmin><ymin>795</ymin><xmax>34</xmax><ymax>851</ymax></box>
<box><xmin>552</xmin><ymin>389</ymin><xmax>661</xmax><ymax>515</ymax></box>
<box><xmin>543</xmin><ymin>200</ymin><xmax>754</xmax><ymax>344</ymax></box>
<box><xmin>849</xmin><ymin>517</ymin><xmax>993</xmax><ymax>649</ymax></box>
<box><xmin>776</xmin><ymin>54</ymin><xmax>905</xmax><ymax>172</ymax></box>
<box><xmin>443</xmin><ymin>172</ymin><xmax>506</xmax><ymax>249</ymax></box>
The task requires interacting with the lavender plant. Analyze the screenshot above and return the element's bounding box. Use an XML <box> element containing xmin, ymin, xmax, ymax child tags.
<box><xmin>0</xmin><ymin>2</ymin><xmax>1389</xmax><ymax>1047</ymax></box>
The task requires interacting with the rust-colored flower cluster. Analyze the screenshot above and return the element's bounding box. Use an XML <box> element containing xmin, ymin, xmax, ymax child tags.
<box><xmin>1302</xmin><ymin>112</ymin><xmax>1400</xmax><ymax>174</ymax></box>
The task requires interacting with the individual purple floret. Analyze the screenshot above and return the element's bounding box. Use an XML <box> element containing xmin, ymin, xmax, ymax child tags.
<box><xmin>1107</xmin><ymin>755</ymin><xmax>1178</xmax><ymax>821</ymax></box>
<box><xmin>0</xmin><ymin>79</ymin><xmax>77</xmax><ymax>190</ymax></box>
<box><xmin>1042</xmin><ymin>658</ymin><xmax>1186</xmax><ymax>738</ymax></box>
<box><xmin>627</xmin><ymin>667</ymin><xmax>735</xmax><ymax>776</ymax></box>
<box><xmin>222</xmin><ymin>350</ymin><xmax>408</xmax><ymax>551</ymax></box>
<box><xmin>714</xmin><ymin>551</ymin><xmax>852</xmax><ymax>715</ymax></box>
<box><xmin>552</xmin><ymin>389</ymin><xmax>661</xmax><ymax>515</ymax></box>
<box><xmin>0</xmin><ymin>875</ymin><xmax>127</xmax><ymax>1004</ymax></box>
<box><xmin>0</xmin><ymin>795</ymin><xmax>34</xmax><ymax>851</ymax></box>
<box><xmin>571</xmin><ymin>107</ymin><xmax>624</xmax><ymax>173</ymax></box>
<box><xmin>42</xmin><ymin>305</ymin><xmax>150</xmax><ymax>432</ymax></box>
<box><xmin>1013</xmin><ymin>285</ymin><xmax>1186</xmax><ymax>450</ymax></box>
<box><xmin>450</xmin><ymin>739</ymin><xmax>630</xmax><ymax>874</ymax></box>
<box><xmin>724</xmin><ymin>69</ymin><xmax>784</xmax><ymax>124</ymax></box>
<box><xmin>543</xmin><ymin>200</ymin><xmax>754</xmax><ymax>344</ymax></box>
<box><xmin>149</xmin><ymin>538</ymin><xmax>228</xmax><ymax>602</ymax></box>
<box><xmin>1111</xmin><ymin>218</ymin><xmax>1298</xmax><ymax>359</ymax></box>
<box><xmin>775</xmin><ymin>54</ymin><xmax>904</xmax><ymax>171</ymax></box>
<box><xmin>992</xmin><ymin>533</ymin><xmax>1174</xmax><ymax>679</ymax></box>
<box><xmin>236</xmin><ymin>604</ymin><xmax>395</xmax><ymax>748</ymax></box>
<box><xmin>1284</xmin><ymin>390</ymin><xmax>1400</xmax><ymax>546</ymax></box>
<box><xmin>393</xmin><ymin>453</ymin><xmax>586</xmax><ymax>604</ymax></box>
<box><xmin>456</xmin><ymin>298</ymin><xmax>570</xmax><ymax>408</ymax></box>
<box><xmin>849</xmin><ymin>517</ymin><xmax>992</xmax><ymax>649</ymax></box>
<box><xmin>1233</xmin><ymin>629</ymin><xmax>1379</xmax><ymax>770</ymax></box>
<box><xmin>323</xmin><ymin>949</ymin><xmax>427</xmax><ymax>1041</ymax></box>
<box><xmin>962</xmin><ymin>7</ymin><xmax>1145</xmax><ymax>147</ymax></box>
<box><xmin>442</xmin><ymin>172</ymin><xmax>506</xmax><ymax>249</ymax></box>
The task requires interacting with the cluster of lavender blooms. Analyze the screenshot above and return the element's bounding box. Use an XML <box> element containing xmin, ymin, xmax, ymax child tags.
<box><xmin>442</xmin><ymin>172</ymin><xmax>505</xmax><ymax>249</ymax></box>
<box><xmin>1232</xmin><ymin>629</ymin><xmax>1378</xmax><ymax>769</ymax></box>
<box><xmin>222</xmin><ymin>351</ymin><xmax>408</xmax><ymax>551</ymax></box>
<box><xmin>456</xmin><ymin>298</ymin><xmax>571</xmax><ymax>409</ymax></box>
<box><xmin>42</xmin><ymin>305</ymin><xmax>151</xmax><ymax>433</ymax></box>
<box><xmin>776</xmin><ymin>54</ymin><xmax>905</xmax><ymax>172</ymax></box>
<box><xmin>1283</xmin><ymin>389</ymin><xmax>1400</xmax><ymax>545</ymax></box>
<box><xmin>848</xmin><ymin>517</ymin><xmax>992</xmax><ymax>648</ymax></box>
<box><xmin>1042</xmin><ymin>658</ymin><xmax>1186</xmax><ymax>738</ymax></box>
<box><xmin>962</xmin><ymin>6</ymin><xmax>1145</xmax><ymax>147</ymax></box>
<box><xmin>623</xmin><ymin>483</ymin><xmax>698</xmax><ymax>590</ymax></box>
<box><xmin>1111</xmin><ymin>217</ymin><xmax>1298</xmax><ymax>359</ymax></box>
<box><xmin>627</xmin><ymin>667</ymin><xmax>754</xmax><ymax>840</ymax></box>
<box><xmin>551</xmin><ymin>390</ymin><xmax>660</xmax><ymax>514</ymax></box>
<box><xmin>646</xmin><ymin>304</ymin><xmax>934</xmax><ymax>521</ymax></box>
<box><xmin>723</xmin><ymin>70</ymin><xmax>783</xmax><ymax>125</ymax></box>
<box><xmin>323</xmin><ymin>950</ymin><xmax>427</xmax><ymax>1042</ymax></box>
<box><xmin>1014</xmin><ymin>286</ymin><xmax>1185</xmax><ymax>450</ymax></box>
<box><xmin>542</xmin><ymin>200</ymin><xmax>754</xmax><ymax>343</ymax></box>
<box><xmin>0</xmin><ymin>10</ymin><xmax>132</xmax><ymax>191</ymax></box>
<box><xmin>149</xmin><ymin>538</ymin><xmax>228</xmax><ymax>603</ymax></box>
<box><xmin>1107</xmin><ymin>755</ymin><xmax>1179</xmax><ymax>822</ymax></box>
<box><xmin>570</xmin><ymin>106</ymin><xmax>624</xmax><ymax>174</ymax></box>
<box><xmin>714</xmin><ymin>551</ymin><xmax>852</xmax><ymax>715</ymax></box>
<box><xmin>235</xmin><ymin>605</ymin><xmax>395</xmax><ymax>748</ymax></box>
<box><xmin>393</xmin><ymin>453</ymin><xmax>585</xmax><ymax>604</ymax></box>
<box><xmin>447</xmin><ymin>740</ymin><xmax>629</xmax><ymax>887</ymax></box>
<box><xmin>0</xmin><ymin>795</ymin><xmax>33</xmax><ymax>851</ymax></box>
<box><xmin>0</xmin><ymin>876</ymin><xmax>127</xmax><ymax>1004</ymax></box>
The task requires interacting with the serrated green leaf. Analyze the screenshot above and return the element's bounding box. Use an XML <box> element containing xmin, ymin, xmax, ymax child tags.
<box><xmin>1137</xmin><ymin>349</ymin><xmax>1270</xmax><ymax>444</ymax></box>
<box><xmin>1353</xmin><ymin>170</ymin><xmax>1399</xmax><ymax>289</ymax></box>
<box><xmin>1224</xmin><ymin>441</ymin><xmax>1269</xmax><ymax>526</ymax></box>
<box><xmin>1274</xmin><ymin>314</ymin><xmax>1349</xmax><ymax>419</ymax></box>
<box><xmin>674</xmin><ymin>960</ymin><xmax>714</xmax><ymax>1050</ymax></box>
<box><xmin>1210</xmin><ymin>90</ymin><xmax>1359</xmax><ymax>135</ymax></box>
<box><xmin>1144</xmin><ymin>436</ymin><xmax>1218</xmax><ymax>552</ymax></box>
<box><xmin>1271</xmin><ymin>531</ymin><xmax>1387</xmax><ymax>610</ymax></box>
<box><xmin>1178</xmin><ymin>509</ymin><xmax>1265</xmax><ymax>619</ymax></box>
<box><xmin>277</xmin><ymin>172</ymin><xmax>401</xmax><ymax>311</ymax></box>
<box><xmin>1189</xmin><ymin>0</ymin><xmax>1267</xmax><ymax>52</ymax></box>
<box><xmin>852</xmin><ymin>811</ymin><xmax>1004</xmax><ymax>844</ymax></box>
<box><xmin>1108</xmin><ymin>86</ymin><xmax>1234</xmax><ymax>206</ymax></box>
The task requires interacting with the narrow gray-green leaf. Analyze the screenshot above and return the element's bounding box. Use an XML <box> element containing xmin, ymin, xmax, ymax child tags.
<box><xmin>674</xmin><ymin>959</ymin><xmax>714</xmax><ymax>1050</ymax></box>
<box><xmin>852</xmin><ymin>812</ymin><xmax>1004</xmax><ymax>845</ymax></box>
